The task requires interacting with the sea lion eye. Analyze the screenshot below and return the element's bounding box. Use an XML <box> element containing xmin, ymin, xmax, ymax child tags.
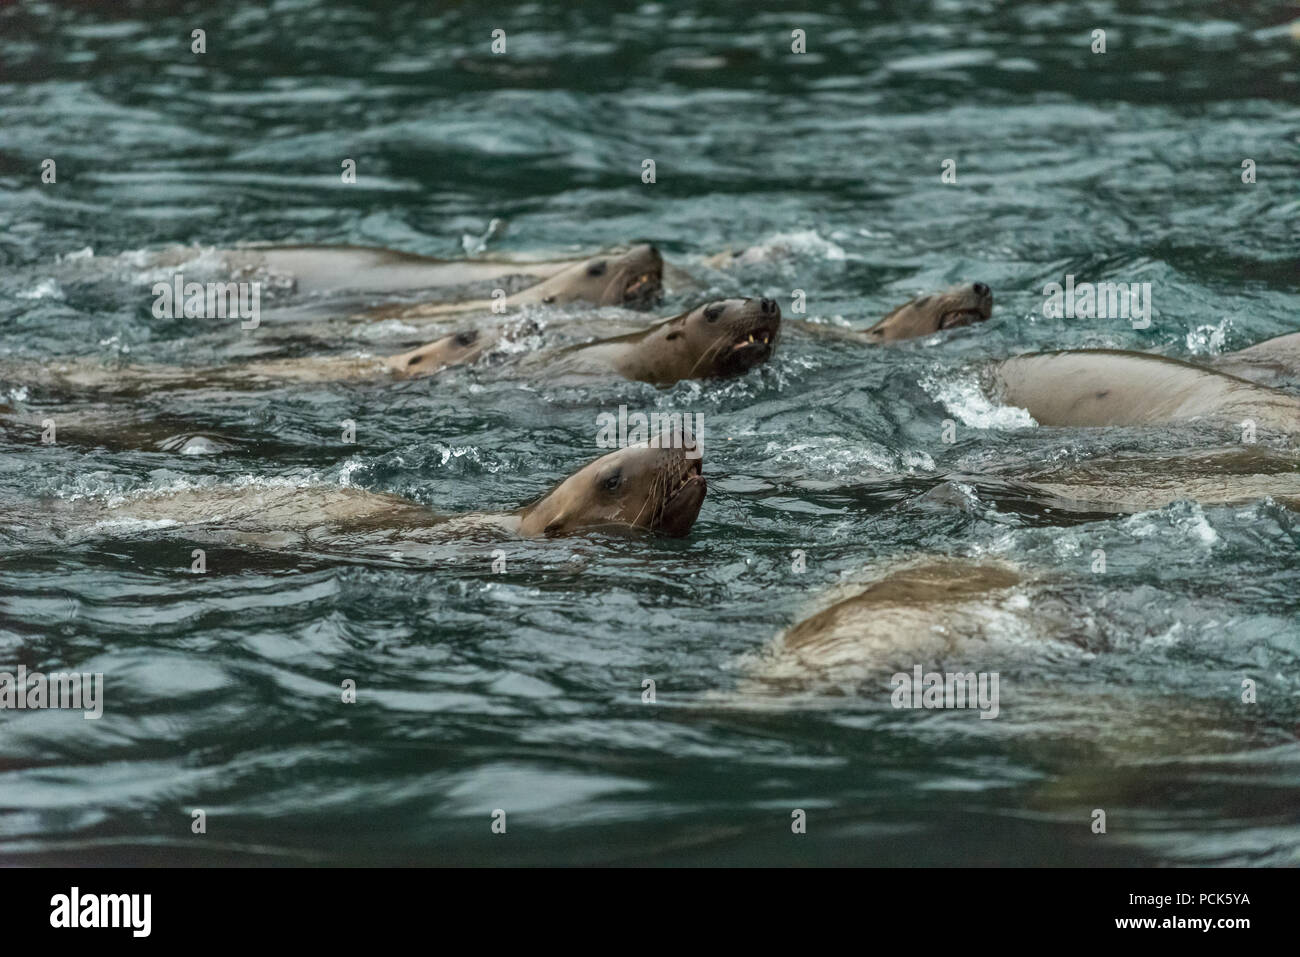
<box><xmin>602</xmin><ymin>470</ymin><xmax>622</xmax><ymax>492</ymax></box>
<box><xmin>454</xmin><ymin>330</ymin><xmax>479</xmax><ymax>347</ymax></box>
<box><xmin>704</xmin><ymin>304</ymin><xmax>724</xmax><ymax>321</ymax></box>
<box><xmin>587</xmin><ymin>261</ymin><xmax>607</xmax><ymax>277</ymax></box>
<box><xmin>542</xmin><ymin>295</ymin><xmax>556</xmax><ymax>304</ymax></box>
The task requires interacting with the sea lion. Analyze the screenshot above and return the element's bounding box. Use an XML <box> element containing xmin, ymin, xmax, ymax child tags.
<box><xmin>1208</xmin><ymin>331</ymin><xmax>1300</xmax><ymax>390</ymax></box>
<box><xmin>877</xmin><ymin>449</ymin><xmax>1300</xmax><ymax>519</ymax></box>
<box><xmin>724</xmin><ymin>556</ymin><xmax>1285</xmax><ymax>860</ymax></box>
<box><xmin>529</xmin><ymin>297</ymin><xmax>781</xmax><ymax>385</ymax></box>
<box><xmin>5</xmin><ymin>333</ymin><xmax>484</xmax><ymax>397</ymax></box>
<box><xmin>369</xmin><ymin>244</ymin><xmax>664</xmax><ymax>319</ymax></box>
<box><xmin>42</xmin><ymin>442</ymin><xmax>706</xmax><ymax>549</ymax></box>
<box><xmin>786</xmin><ymin>283</ymin><xmax>994</xmax><ymax>344</ymax></box>
<box><xmin>737</xmin><ymin>557</ymin><xmax>1042</xmax><ymax>693</ymax></box>
<box><xmin>861</xmin><ymin>282</ymin><xmax>994</xmax><ymax>342</ymax></box>
<box><xmin>997</xmin><ymin>446</ymin><xmax>1300</xmax><ymax>513</ymax></box>
<box><xmin>10</xmin><ymin>297</ymin><xmax>778</xmax><ymax>398</ymax></box>
<box><xmin>791</xmin><ymin>446</ymin><xmax>1300</xmax><ymax>526</ymax></box>
<box><xmin>97</xmin><ymin>243</ymin><xmax>649</xmax><ymax>300</ymax></box>
<box><xmin>986</xmin><ymin>350</ymin><xmax>1300</xmax><ymax>435</ymax></box>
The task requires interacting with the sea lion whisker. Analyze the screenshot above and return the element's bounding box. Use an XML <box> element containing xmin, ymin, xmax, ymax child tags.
<box><xmin>632</xmin><ymin>470</ymin><xmax>666</xmax><ymax>528</ymax></box>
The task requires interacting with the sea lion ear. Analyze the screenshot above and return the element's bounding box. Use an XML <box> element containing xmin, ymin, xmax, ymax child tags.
<box><xmin>662</xmin><ymin>309</ymin><xmax>691</xmax><ymax>340</ymax></box>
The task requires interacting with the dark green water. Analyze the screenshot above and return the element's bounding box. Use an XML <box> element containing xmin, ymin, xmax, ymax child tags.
<box><xmin>0</xmin><ymin>0</ymin><xmax>1298</xmax><ymax>865</ymax></box>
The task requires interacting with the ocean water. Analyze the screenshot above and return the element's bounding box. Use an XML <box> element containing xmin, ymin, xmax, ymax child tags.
<box><xmin>0</xmin><ymin>0</ymin><xmax>1297</xmax><ymax>865</ymax></box>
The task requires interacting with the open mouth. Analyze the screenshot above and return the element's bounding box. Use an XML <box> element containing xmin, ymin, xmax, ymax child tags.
<box><xmin>733</xmin><ymin>327</ymin><xmax>776</xmax><ymax>350</ymax></box>
<box><xmin>656</xmin><ymin>457</ymin><xmax>706</xmax><ymax>536</ymax></box>
<box><xmin>939</xmin><ymin>308</ymin><xmax>989</xmax><ymax>330</ymax></box>
<box><xmin>621</xmin><ymin>269</ymin><xmax>663</xmax><ymax>307</ymax></box>
<box><xmin>718</xmin><ymin>323</ymin><xmax>778</xmax><ymax>375</ymax></box>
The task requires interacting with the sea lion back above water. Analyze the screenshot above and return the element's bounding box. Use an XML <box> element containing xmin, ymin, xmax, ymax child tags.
<box><xmin>1208</xmin><ymin>331</ymin><xmax>1300</xmax><ymax>390</ymax></box>
<box><xmin>987</xmin><ymin>349</ymin><xmax>1300</xmax><ymax>435</ymax></box>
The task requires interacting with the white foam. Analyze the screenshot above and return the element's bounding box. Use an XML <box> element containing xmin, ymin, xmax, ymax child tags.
<box><xmin>88</xmin><ymin>517</ymin><xmax>181</xmax><ymax>533</ymax></box>
<box><xmin>760</xmin><ymin>438</ymin><xmax>919</xmax><ymax>476</ymax></box>
<box><xmin>758</xmin><ymin>229</ymin><xmax>847</xmax><ymax>262</ymax></box>
<box><xmin>178</xmin><ymin>437</ymin><xmax>224</xmax><ymax>456</ymax></box>
<box><xmin>919</xmin><ymin>367</ymin><xmax>1037</xmax><ymax>430</ymax></box>
<box><xmin>16</xmin><ymin>278</ymin><xmax>63</xmax><ymax>301</ymax></box>
<box><xmin>1122</xmin><ymin>501</ymin><xmax>1219</xmax><ymax>548</ymax></box>
<box><xmin>1185</xmin><ymin>320</ymin><xmax>1231</xmax><ymax>355</ymax></box>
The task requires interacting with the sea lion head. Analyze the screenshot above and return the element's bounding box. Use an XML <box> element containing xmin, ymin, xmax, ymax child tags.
<box><xmin>864</xmin><ymin>282</ymin><xmax>994</xmax><ymax>342</ymax></box>
<box><xmin>519</xmin><ymin>244</ymin><xmax>663</xmax><ymax>309</ymax></box>
<box><xmin>518</xmin><ymin>442</ymin><xmax>706</xmax><ymax>538</ymax></box>
<box><xmin>387</xmin><ymin>328</ymin><xmax>489</xmax><ymax>379</ymax></box>
<box><xmin>636</xmin><ymin>297</ymin><xmax>781</xmax><ymax>382</ymax></box>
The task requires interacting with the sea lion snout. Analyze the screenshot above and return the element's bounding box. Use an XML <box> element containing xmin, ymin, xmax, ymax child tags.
<box><xmin>655</xmin><ymin>453</ymin><xmax>707</xmax><ymax>538</ymax></box>
<box><xmin>615</xmin><ymin>243</ymin><xmax>664</xmax><ymax>308</ymax></box>
<box><xmin>713</xmin><ymin>297</ymin><xmax>781</xmax><ymax>375</ymax></box>
<box><xmin>937</xmin><ymin>282</ymin><xmax>994</xmax><ymax>330</ymax></box>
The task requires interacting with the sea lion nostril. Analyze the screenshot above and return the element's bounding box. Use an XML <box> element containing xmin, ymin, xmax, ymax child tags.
<box><xmin>973</xmin><ymin>282</ymin><xmax>990</xmax><ymax>297</ymax></box>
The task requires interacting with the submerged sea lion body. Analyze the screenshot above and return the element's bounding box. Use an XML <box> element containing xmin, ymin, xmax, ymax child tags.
<box><xmin>987</xmin><ymin>350</ymin><xmax>1300</xmax><ymax>435</ymax></box>
<box><xmin>41</xmin><ymin>443</ymin><xmax>706</xmax><ymax>550</ymax></box>
<box><xmin>737</xmin><ymin>558</ymin><xmax>1045</xmax><ymax>694</ymax></box>
<box><xmin>234</xmin><ymin>245</ymin><xmax>579</xmax><ymax>295</ymax></box>
<box><xmin>9</xmin><ymin>350</ymin><xmax>425</xmax><ymax>397</ymax></box>
<box><xmin>110</xmin><ymin>243</ymin><xmax>599</xmax><ymax>297</ymax></box>
<box><xmin>881</xmin><ymin>447</ymin><xmax>1300</xmax><ymax>520</ymax></box>
<box><xmin>1004</xmin><ymin>446</ymin><xmax>1300</xmax><ymax>513</ymax></box>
